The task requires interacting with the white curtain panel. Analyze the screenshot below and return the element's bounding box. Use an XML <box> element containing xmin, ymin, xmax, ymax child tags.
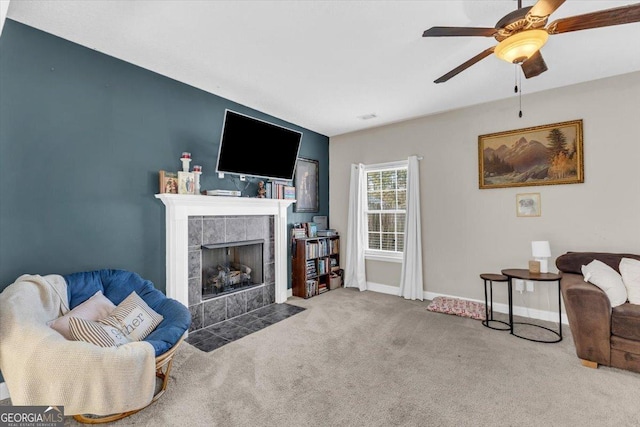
<box><xmin>344</xmin><ymin>163</ymin><xmax>367</xmax><ymax>291</ymax></box>
<box><xmin>398</xmin><ymin>156</ymin><xmax>424</xmax><ymax>300</ymax></box>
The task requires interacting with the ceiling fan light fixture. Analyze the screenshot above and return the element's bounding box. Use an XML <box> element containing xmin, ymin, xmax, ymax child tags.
<box><xmin>494</xmin><ymin>29</ymin><xmax>549</xmax><ymax>64</ymax></box>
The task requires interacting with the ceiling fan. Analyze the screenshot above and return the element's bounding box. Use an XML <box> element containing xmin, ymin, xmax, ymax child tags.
<box><xmin>423</xmin><ymin>0</ymin><xmax>640</xmax><ymax>83</ymax></box>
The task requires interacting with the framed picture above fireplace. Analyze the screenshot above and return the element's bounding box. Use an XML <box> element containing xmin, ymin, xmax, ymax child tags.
<box><xmin>294</xmin><ymin>158</ymin><xmax>319</xmax><ymax>213</ymax></box>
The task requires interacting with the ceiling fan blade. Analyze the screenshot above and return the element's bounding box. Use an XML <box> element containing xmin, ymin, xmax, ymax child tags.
<box><xmin>521</xmin><ymin>51</ymin><xmax>548</xmax><ymax>79</ymax></box>
<box><xmin>434</xmin><ymin>46</ymin><xmax>495</xmax><ymax>84</ymax></box>
<box><xmin>528</xmin><ymin>0</ymin><xmax>566</xmax><ymax>19</ymax></box>
<box><xmin>547</xmin><ymin>3</ymin><xmax>640</xmax><ymax>34</ymax></box>
<box><xmin>423</xmin><ymin>27</ymin><xmax>497</xmax><ymax>37</ymax></box>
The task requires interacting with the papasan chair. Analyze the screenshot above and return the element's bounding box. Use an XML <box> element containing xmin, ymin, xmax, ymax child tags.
<box><xmin>0</xmin><ymin>269</ymin><xmax>191</xmax><ymax>423</ymax></box>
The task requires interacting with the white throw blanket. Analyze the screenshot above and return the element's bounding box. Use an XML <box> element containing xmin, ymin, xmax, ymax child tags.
<box><xmin>0</xmin><ymin>274</ymin><xmax>156</xmax><ymax>415</ymax></box>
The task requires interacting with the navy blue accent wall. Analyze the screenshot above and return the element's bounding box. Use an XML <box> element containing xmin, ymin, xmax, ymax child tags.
<box><xmin>0</xmin><ymin>20</ymin><xmax>329</xmax><ymax>293</ymax></box>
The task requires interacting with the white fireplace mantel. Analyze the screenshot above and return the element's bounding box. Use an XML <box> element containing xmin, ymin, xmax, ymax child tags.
<box><xmin>155</xmin><ymin>194</ymin><xmax>295</xmax><ymax>307</ymax></box>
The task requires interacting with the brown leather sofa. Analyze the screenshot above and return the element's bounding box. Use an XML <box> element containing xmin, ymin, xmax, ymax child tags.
<box><xmin>557</xmin><ymin>252</ymin><xmax>640</xmax><ymax>373</ymax></box>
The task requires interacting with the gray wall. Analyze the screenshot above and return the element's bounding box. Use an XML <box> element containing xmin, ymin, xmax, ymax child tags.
<box><xmin>0</xmin><ymin>20</ymin><xmax>329</xmax><ymax>292</ymax></box>
<box><xmin>330</xmin><ymin>71</ymin><xmax>640</xmax><ymax>313</ymax></box>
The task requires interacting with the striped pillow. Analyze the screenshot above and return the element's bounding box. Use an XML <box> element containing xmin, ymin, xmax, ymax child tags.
<box><xmin>69</xmin><ymin>291</ymin><xmax>164</xmax><ymax>347</ymax></box>
<box><xmin>68</xmin><ymin>316</ymin><xmax>131</xmax><ymax>347</ymax></box>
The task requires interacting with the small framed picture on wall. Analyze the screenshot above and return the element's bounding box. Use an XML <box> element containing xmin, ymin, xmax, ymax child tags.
<box><xmin>516</xmin><ymin>193</ymin><xmax>541</xmax><ymax>217</ymax></box>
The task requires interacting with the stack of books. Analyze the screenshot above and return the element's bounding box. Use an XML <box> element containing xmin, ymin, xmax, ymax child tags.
<box><xmin>268</xmin><ymin>182</ymin><xmax>296</xmax><ymax>199</ymax></box>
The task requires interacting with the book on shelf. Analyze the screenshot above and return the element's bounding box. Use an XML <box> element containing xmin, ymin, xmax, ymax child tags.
<box><xmin>304</xmin><ymin>222</ymin><xmax>318</xmax><ymax>238</ymax></box>
<box><xmin>331</xmin><ymin>239</ymin><xmax>339</xmax><ymax>254</ymax></box>
<box><xmin>284</xmin><ymin>185</ymin><xmax>296</xmax><ymax>200</ymax></box>
<box><xmin>270</xmin><ymin>182</ymin><xmax>295</xmax><ymax>200</ymax></box>
<box><xmin>158</xmin><ymin>170</ymin><xmax>178</xmax><ymax>194</ymax></box>
<box><xmin>305</xmin><ymin>260</ymin><xmax>317</xmax><ymax>277</ymax></box>
<box><xmin>292</xmin><ymin>226</ymin><xmax>307</xmax><ymax>239</ymax></box>
<box><xmin>306</xmin><ymin>279</ymin><xmax>318</xmax><ymax>298</ymax></box>
<box><xmin>291</xmin><ymin>225</ymin><xmax>307</xmax><ymax>252</ymax></box>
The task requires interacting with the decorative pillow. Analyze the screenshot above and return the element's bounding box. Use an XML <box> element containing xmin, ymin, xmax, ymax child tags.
<box><xmin>48</xmin><ymin>290</ymin><xmax>116</xmax><ymax>340</ymax></box>
<box><xmin>68</xmin><ymin>316</ymin><xmax>131</xmax><ymax>347</ymax></box>
<box><xmin>103</xmin><ymin>291</ymin><xmax>164</xmax><ymax>341</ymax></box>
<box><xmin>620</xmin><ymin>258</ymin><xmax>640</xmax><ymax>305</ymax></box>
<box><xmin>582</xmin><ymin>260</ymin><xmax>628</xmax><ymax>307</ymax></box>
<box><xmin>68</xmin><ymin>290</ymin><xmax>164</xmax><ymax>347</ymax></box>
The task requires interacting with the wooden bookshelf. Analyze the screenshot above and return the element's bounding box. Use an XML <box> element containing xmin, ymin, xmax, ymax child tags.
<box><xmin>292</xmin><ymin>236</ymin><xmax>341</xmax><ymax>298</ymax></box>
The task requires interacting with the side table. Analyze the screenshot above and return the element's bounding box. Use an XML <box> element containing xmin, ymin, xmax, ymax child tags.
<box><xmin>501</xmin><ymin>268</ymin><xmax>563</xmax><ymax>343</ymax></box>
<box><xmin>480</xmin><ymin>273</ymin><xmax>510</xmax><ymax>331</ymax></box>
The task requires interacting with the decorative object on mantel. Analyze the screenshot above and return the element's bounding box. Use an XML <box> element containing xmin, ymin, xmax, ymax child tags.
<box><xmin>257</xmin><ymin>181</ymin><xmax>266</xmax><ymax>198</ymax></box>
<box><xmin>479</xmin><ymin>119</ymin><xmax>584</xmax><ymax>189</ymax></box>
<box><xmin>426</xmin><ymin>296</ymin><xmax>486</xmax><ymax>321</ymax></box>
<box><xmin>193</xmin><ymin>165</ymin><xmax>202</xmax><ymax>194</ymax></box>
<box><xmin>516</xmin><ymin>193</ymin><xmax>541</xmax><ymax>217</ymax></box>
<box><xmin>177</xmin><ymin>171</ymin><xmax>195</xmax><ymax>195</ymax></box>
<box><xmin>158</xmin><ymin>170</ymin><xmax>178</xmax><ymax>194</ymax></box>
<box><xmin>158</xmin><ymin>153</ymin><xmax>205</xmax><ymax>195</ymax></box>
<box><xmin>180</xmin><ymin>152</ymin><xmax>191</xmax><ymax>172</ymax></box>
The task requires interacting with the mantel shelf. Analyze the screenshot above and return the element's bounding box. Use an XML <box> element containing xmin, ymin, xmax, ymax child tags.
<box><xmin>155</xmin><ymin>194</ymin><xmax>295</xmax><ymax>209</ymax></box>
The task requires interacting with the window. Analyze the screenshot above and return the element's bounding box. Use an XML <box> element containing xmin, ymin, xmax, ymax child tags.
<box><xmin>364</xmin><ymin>161</ymin><xmax>407</xmax><ymax>262</ymax></box>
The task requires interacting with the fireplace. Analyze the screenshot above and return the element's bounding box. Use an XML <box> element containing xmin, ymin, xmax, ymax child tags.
<box><xmin>201</xmin><ymin>239</ymin><xmax>264</xmax><ymax>299</ymax></box>
<box><xmin>155</xmin><ymin>194</ymin><xmax>295</xmax><ymax>333</ymax></box>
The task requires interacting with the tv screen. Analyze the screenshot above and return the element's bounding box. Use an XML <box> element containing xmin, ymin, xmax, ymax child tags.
<box><xmin>215</xmin><ymin>110</ymin><xmax>303</xmax><ymax>181</ymax></box>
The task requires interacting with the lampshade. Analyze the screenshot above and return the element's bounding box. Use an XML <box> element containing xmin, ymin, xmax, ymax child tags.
<box><xmin>531</xmin><ymin>241</ymin><xmax>551</xmax><ymax>258</ymax></box>
<box><xmin>494</xmin><ymin>30</ymin><xmax>549</xmax><ymax>64</ymax></box>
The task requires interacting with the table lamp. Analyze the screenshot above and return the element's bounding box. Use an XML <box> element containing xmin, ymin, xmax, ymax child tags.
<box><xmin>531</xmin><ymin>241</ymin><xmax>551</xmax><ymax>273</ymax></box>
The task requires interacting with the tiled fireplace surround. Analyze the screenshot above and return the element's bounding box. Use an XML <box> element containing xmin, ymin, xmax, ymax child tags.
<box><xmin>155</xmin><ymin>194</ymin><xmax>295</xmax><ymax>333</ymax></box>
<box><xmin>187</xmin><ymin>215</ymin><xmax>275</xmax><ymax>332</ymax></box>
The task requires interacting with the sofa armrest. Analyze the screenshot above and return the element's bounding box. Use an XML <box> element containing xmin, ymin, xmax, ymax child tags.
<box><xmin>561</xmin><ymin>273</ymin><xmax>611</xmax><ymax>366</ymax></box>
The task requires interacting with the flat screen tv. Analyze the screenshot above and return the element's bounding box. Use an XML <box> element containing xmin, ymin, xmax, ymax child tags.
<box><xmin>215</xmin><ymin>109</ymin><xmax>303</xmax><ymax>181</ymax></box>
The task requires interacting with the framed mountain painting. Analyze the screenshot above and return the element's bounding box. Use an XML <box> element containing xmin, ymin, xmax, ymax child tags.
<box><xmin>478</xmin><ymin>119</ymin><xmax>584</xmax><ymax>189</ymax></box>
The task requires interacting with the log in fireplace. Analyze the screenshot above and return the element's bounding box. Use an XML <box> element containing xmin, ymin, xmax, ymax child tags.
<box><xmin>201</xmin><ymin>239</ymin><xmax>264</xmax><ymax>299</ymax></box>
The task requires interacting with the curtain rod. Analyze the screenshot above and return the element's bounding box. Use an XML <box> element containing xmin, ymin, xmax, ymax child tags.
<box><xmin>353</xmin><ymin>156</ymin><xmax>422</xmax><ymax>169</ymax></box>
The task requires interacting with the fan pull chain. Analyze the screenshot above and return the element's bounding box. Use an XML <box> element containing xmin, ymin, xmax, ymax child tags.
<box><xmin>515</xmin><ymin>65</ymin><xmax>523</xmax><ymax>118</ymax></box>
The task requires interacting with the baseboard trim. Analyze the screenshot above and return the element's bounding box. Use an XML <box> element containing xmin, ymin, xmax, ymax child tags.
<box><xmin>0</xmin><ymin>382</ymin><xmax>9</xmax><ymax>400</ymax></box>
<box><xmin>366</xmin><ymin>281</ymin><xmax>568</xmax><ymax>325</ymax></box>
<box><xmin>366</xmin><ymin>281</ymin><xmax>399</xmax><ymax>296</ymax></box>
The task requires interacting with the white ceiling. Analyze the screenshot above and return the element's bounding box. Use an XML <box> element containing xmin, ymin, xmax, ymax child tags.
<box><xmin>6</xmin><ymin>1</ymin><xmax>640</xmax><ymax>137</ymax></box>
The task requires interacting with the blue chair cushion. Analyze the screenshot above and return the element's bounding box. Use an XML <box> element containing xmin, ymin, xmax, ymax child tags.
<box><xmin>63</xmin><ymin>269</ymin><xmax>191</xmax><ymax>356</ymax></box>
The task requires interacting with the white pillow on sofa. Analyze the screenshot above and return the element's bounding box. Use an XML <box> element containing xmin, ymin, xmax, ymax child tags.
<box><xmin>620</xmin><ymin>258</ymin><xmax>640</xmax><ymax>305</ymax></box>
<box><xmin>582</xmin><ymin>260</ymin><xmax>628</xmax><ymax>307</ymax></box>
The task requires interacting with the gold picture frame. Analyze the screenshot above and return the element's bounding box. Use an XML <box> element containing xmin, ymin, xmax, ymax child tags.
<box><xmin>516</xmin><ymin>193</ymin><xmax>541</xmax><ymax>217</ymax></box>
<box><xmin>479</xmin><ymin>119</ymin><xmax>584</xmax><ymax>189</ymax></box>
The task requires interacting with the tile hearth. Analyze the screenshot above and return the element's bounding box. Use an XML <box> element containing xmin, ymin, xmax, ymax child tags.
<box><xmin>186</xmin><ymin>303</ymin><xmax>305</xmax><ymax>352</ymax></box>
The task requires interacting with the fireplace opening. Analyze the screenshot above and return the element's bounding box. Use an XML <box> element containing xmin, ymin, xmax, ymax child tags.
<box><xmin>201</xmin><ymin>239</ymin><xmax>264</xmax><ymax>299</ymax></box>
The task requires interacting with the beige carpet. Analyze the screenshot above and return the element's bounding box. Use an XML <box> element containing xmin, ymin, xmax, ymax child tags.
<box><xmin>4</xmin><ymin>288</ymin><xmax>640</xmax><ymax>426</ymax></box>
